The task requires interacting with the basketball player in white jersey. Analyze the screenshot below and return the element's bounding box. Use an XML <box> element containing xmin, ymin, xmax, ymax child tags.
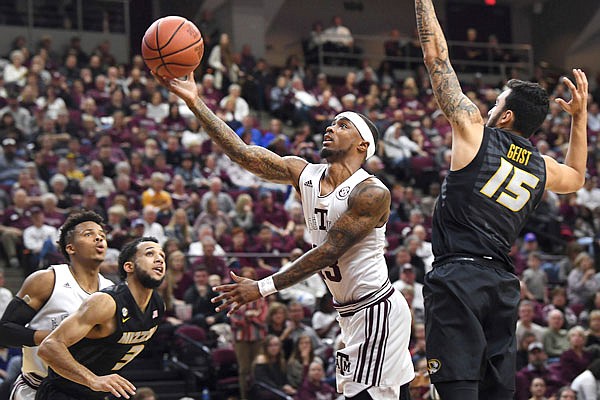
<box><xmin>157</xmin><ymin>72</ymin><xmax>414</xmax><ymax>400</ymax></box>
<box><xmin>0</xmin><ymin>211</ymin><xmax>113</xmax><ymax>400</ymax></box>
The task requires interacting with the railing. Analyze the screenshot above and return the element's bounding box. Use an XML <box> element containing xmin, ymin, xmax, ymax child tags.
<box><xmin>0</xmin><ymin>0</ymin><xmax>129</xmax><ymax>33</ymax></box>
<box><xmin>304</xmin><ymin>33</ymin><xmax>534</xmax><ymax>80</ymax></box>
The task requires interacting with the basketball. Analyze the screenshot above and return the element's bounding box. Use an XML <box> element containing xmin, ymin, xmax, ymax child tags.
<box><xmin>141</xmin><ymin>16</ymin><xmax>204</xmax><ymax>79</ymax></box>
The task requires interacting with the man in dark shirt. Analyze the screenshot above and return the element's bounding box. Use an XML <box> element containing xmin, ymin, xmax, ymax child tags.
<box><xmin>416</xmin><ymin>1</ymin><xmax>588</xmax><ymax>399</ymax></box>
<box><xmin>37</xmin><ymin>237</ymin><xmax>165</xmax><ymax>400</ymax></box>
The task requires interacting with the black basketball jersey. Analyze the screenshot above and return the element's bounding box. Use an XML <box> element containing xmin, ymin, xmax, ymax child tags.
<box><xmin>432</xmin><ymin>126</ymin><xmax>546</xmax><ymax>272</ymax></box>
<box><xmin>44</xmin><ymin>282</ymin><xmax>165</xmax><ymax>399</ymax></box>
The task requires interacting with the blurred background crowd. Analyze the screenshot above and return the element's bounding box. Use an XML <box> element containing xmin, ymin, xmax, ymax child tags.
<box><xmin>0</xmin><ymin>2</ymin><xmax>599</xmax><ymax>400</ymax></box>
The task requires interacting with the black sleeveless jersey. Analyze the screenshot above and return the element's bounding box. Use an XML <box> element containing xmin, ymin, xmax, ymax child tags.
<box><xmin>432</xmin><ymin>126</ymin><xmax>546</xmax><ymax>272</ymax></box>
<box><xmin>45</xmin><ymin>282</ymin><xmax>164</xmax><ymax>399</ymax></box>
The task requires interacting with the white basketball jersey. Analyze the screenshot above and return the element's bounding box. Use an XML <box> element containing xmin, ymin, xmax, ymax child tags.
<box><xmin>299</xmin><ymin>164</ymin><xmax>389</xmax><ymax>304</ymax></box>
<box><xmin>22</xmin><ymin>264</ymin><xmax>114</xmax><ymax>386</ymax></box>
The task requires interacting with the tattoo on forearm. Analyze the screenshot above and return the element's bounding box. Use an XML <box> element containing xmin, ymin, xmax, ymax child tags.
<box><xmin>189</xmin><ymin>99</ymin><xmax>291</xmax><ymax>182</ymax></box>
<box><xmin>415</xmin><ymin>0</ymin><xmax>480</xmax><ymax>123</ymax></box>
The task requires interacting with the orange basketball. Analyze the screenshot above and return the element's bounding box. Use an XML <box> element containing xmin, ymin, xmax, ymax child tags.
<box><xmin>141</xmin><ymin>16</ymin><xmax>204</xmax><ymax>79</ymax></box>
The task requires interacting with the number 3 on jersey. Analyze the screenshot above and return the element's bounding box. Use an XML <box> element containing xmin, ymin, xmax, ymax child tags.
<box><xmin>312</xmin><ymin>244</ymin><xmax>342</xmax><ymax>282</ymax></box>
<box><xmin>480</xmin><ymin>157</ymin><xmax>540</xmax><ymax>212</ymax></box>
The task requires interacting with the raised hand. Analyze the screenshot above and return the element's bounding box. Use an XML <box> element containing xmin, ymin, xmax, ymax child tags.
<box><xmin>152</xmin><ymin>72</ymin><xmax>198</xmax><ymax>105</ymax></box>
<box><xmin>556</xmin><ymin>68</ymin><xmax>588</xmax><ymax>117</ymax></box>
<box><xmin>211</xmin><ymin>271</ymin><xmax>262</xmax><ymax>316</ymax></box>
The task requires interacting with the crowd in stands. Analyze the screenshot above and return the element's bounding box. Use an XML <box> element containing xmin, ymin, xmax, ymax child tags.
<box><xmin>0</xmin><ymin>15</ymin><xmax>599</xmax><ymax>399</ymax></box>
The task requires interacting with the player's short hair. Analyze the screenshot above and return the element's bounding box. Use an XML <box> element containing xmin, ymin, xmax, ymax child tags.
<box><xmin>118</xmin><ymin>237</ymin><xmax>159</xmax><ymax>280</ymax></box>
<box><xmin>58</xmin><ymin>211</ymin><xmax>104</xmax><ymax>261</ymax></box>
<box><xmin>504</xmin><ymin>79</ymin><xmax>549</xmax><ymax>138</ymax></box>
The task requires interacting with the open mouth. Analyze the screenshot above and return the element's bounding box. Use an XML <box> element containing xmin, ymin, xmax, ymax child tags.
<box><xmin>153</xmin><ymin>266</ymin><xmax>164</xmax><ymax>274</ymax></box>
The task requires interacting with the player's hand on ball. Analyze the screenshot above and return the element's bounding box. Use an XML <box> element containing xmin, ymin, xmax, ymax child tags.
<box><xmin>153</xmin><ymin>72</ymin><xmax>198</xmax><ymax>106</ymax></box>
<box><xmin>211</xmin><ymin>271</ymin><xmax>262</xmax><ymax>316</ymax></box>
<box><xmin>90</xmin><ymin>374</ymin><xmax>136</xmax><ymax>398</ymax></box>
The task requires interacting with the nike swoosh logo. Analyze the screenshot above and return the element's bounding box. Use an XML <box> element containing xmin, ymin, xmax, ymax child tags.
<box><xmin>122</xmin><ymin>317</ymin><xmax>131</xmax><ymax>323</ymax></box>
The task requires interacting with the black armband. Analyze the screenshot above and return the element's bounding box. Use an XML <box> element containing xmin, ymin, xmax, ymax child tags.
<box><xmin>0</xmin><ymin>297</ymin><xmax>38</xmax><ymax>347</ymax></box>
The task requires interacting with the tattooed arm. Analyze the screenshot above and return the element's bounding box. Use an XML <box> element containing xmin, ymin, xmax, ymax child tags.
<box><xmin>415</xmin><ymin>0</ymin><xmax>482</xmax><ymax>127</ymax></box>
<box><xmin>211</xmin><ymin>179</ymin><xmax>391</xmax><ymax>314</ymax></box>
<box><xmin>416</xmin><ymin>0</ymin><xmax>484</xmax><ymax>169</ymax></box>
<box><xmin>155</xmin><ymin>73</ymin><xmax>307</xmax><ymax>188</ymax></box>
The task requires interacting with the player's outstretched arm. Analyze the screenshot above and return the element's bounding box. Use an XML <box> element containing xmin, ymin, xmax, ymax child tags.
<box><xmin>155</xmin><ymin>72</ymin><xmax>307</xmax><ymax>187</ymax></box>
<box><xmin>212</xmin><ymin>179</ymin><xmax>390</xmax><ymax>315</ymax></box>
<box><xmin>543</xmin><ymin>69</ymin><xmax>588</xmax><ymax>194</ymax></box>
<box><xmin>415</xmin><ymin>0</ymin><xmax>482</xmax><ymax>127</ymax></box>
<box><xmin>0</xmin><ymin>270</ymin><xmax>55</xmax><ymax>347</ymax></box>
<box><xmin>38</xmin><ymin>293</ymin><xmax>136</xmax><ymax>399</ymax></box>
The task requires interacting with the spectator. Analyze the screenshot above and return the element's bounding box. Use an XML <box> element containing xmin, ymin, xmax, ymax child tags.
<box><xmin>393</xmin><ymin>263</ymin><xmax>425</xmax><ymax>324</ymax></box>
<box><xmin>22</xmin><ymin>206</ymin><xmax>59</xmax><ymax>269</ymax></box>
<box><xmin>522</xmin><ymin>252</ymin><xmax>549</xmax><ymax>303</ymax></box>
<box><xmin>208</xmin><ymin>33</ymin><xmax>234</xmax><ymax>91</ymax></box>
<box><xmin>79</xmin><ymin>160</ymin><xmax>115</xmax><ymax>199</ymax></box>
<box><xmin>231</xmin><ymin>267</ymin><xmax>268</xmax><ymax>400</ymax></box>
<box><xmin>294</xmin><ymin>361</ymin><xmax>335</xmax><ymax>400</ymax></box>
<box><xmin>191</xmin><ymin>236</ymin><xmax>228</xmax><ymax>280</ymax></box>
<box><xmin>166</xmin><ymin>250</ymin><xmax>193</xmax><ymax>300</ymax></box>
<box><xmin>586</xmin><ymin>310</ymin><xmax>600</xmax><ymax>347</ymax></box>
<box><xmin>559</xmin><ymin>325</ymin><xmax>595</xmax><ymax>384</ymax></box>
<box><xmin>542</xmin><ymin>287</ymin><xmax>578</xmax><ymax>329</ymax></box>
<box><xmin>140</xmin><ymin>205</ymin><xmax>167</xmax><ymax>245</ymax></box>
<box><xmin>542</xmin><ymin>309</ymin><xmax>570</xmax><ymax>361</ymax></box>
<box><xmin>229</xmin><ymin>193</ymin><xmax>255</xmax><ymax>232</ymax></box>
<box><xmin>164</xmin><ymin>208</ymin><xmax>193</xmax><ymax>250</ymax></box>
<box><xmin>252</xmin><ymin>334</ymin><xmax>296</xmax><ymax>398</ymax></box>
<box><xmin>517</xmin><ymin>300</ymin><xmax>547</xmax><ymax>343</ymax></box>
<box><xmin>286</xmin><ymin>334</ymin><xmax>323</xmax><ymax>390</ymax></box>
<box><xmin>200</xmin><ymin>176</ymin><xmax>235</xmax><ymax>214</ymax></box>
<box><xmin>0</xmin><ymin>138</ymin><xmax>26</xmax><ymax>186</ymax></box>
<box><xmin>141</xmin><ymin>171</ymin><xmax>173</xmax><ymax>214</ymax></box>
<box><xmin>3</xmin><ymin>50</ymin><xmax>27</xmax><ymax>87</ymax></box>
<box><xmin>528</xmin><ymin>377</ymin><xmax>548</xmax><ymax>400</ymax></box>
<box><xmin>218</xmin><ymin>83</ymin><xmax>249</xmax><ymax>124</ymax></box>
<box><xmin>567</xmin><ymin>252</ymin><xmax>600</xmax><ymax>307</ymax></box>
<box><xmin>515</xmin><ymin>342</ymin><xmax>562</xmax><ymax>400</ymax></box>
<box><xmin>183</xmin><ymin>267</ymin><xmax>226</xmax><ymax>330</ymax></box>
<box><xmin>254</xmin><ymin>191</ymin><xmax>288</xmax><ymax>229</ymax></box>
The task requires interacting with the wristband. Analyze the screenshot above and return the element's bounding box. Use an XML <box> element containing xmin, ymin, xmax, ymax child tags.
<box><xmin>257</xmin><ymin>276</ymin><xmax>277</xmax><ymax>297</ymax></box>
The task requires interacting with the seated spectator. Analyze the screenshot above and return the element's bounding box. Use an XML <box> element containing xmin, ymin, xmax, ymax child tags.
<box><xmin>311</xmin><ymin>292</ymin><xmax>340</xmax><ymax>344</ymax></box>
<box><xmin>517</xmin><ymin>300</ymin><xmax>548</xmax><ymax>344</ymax></box>
<box><xmin>517</xmin><ymin>332</ymin><xmax>538</xmax><ymax>371</ymax></box>
<box><xmin>266</xmin><ymin>302</ymin><xmax>294</xmax><ymax>358</ymax></box>
<box><xmin>183</xmin><ymin>267</ymin><xmax>226</xmax><ymax>330</ymax></box>
<box><xmin>105</xmin><ymin>204</ymin><xmax>129</xmax><ymax>250</ymax></box>
<box><xmin>586</xmin><ymin>310</ymin><xmax>600</xmax><ymax>347</ymax></box>
<box><xmin>140</xmin><ymin>205</ymin><xmax>167</xmax><ymax>245</ymax></box>
<box><xmin>515</xmin><ymin>342</ymin><xmax>563</xmax><ymax>400</ymax></box>
<box><xmin>542</xmin><ymin>287</ymin><xmax>578</xmax><ymax>329</ymax></box>
<box><xmin>231</xmin><ymin>267</ymin><xmax>268</xmax><ymax>400</ymax></box>
<box><xmin>555</xmin><ymin>386</ymin><xmax>577</xmax><ymax>400</ymax></box>
<box><xmin>570</xmin><ymin>358</ymin><xmax>600</xmax><ymax>400</ymax></box>
<box><xmin>252</xmin><ymin>335</ymin><xmax>296</xmax><ymax>398</ymax></box>
<box><xmin>40</xmin><ymin>193</ymin><xmax>65</xmax><ymax>229</ymax></box>
<box><xmin>567</xmin><ymin>252</ymin><xmax>600</xmax><ymax>308</ymax></box>
<box><xmin>166</xmin><ymin>250</ymin><xmax>193</xmax><ymax>300</ymax></box>
<box><xmin>393</xmin><ymin>263</ymin><xmax>425</xmax><ymax>324</ymax></box>
<box><xmin>218</xmin><ymin>83</ymin><xmax>249</xmax><ymax>124</ymax></box>
<box><xmin>322</xmin><ymin>16</ymin><xmax>355</xmax><ymax>65</ymax></box>
<box><xmin>252</xmin><ymin>224</ymin><xmax>285</xmax><ymax>272</ymax></box>
<box><xmin>254</xmin><ymin>190</ymin><xmax>289</xmax><ymax>228</ymax></box>
<box><xmin>286</xmin><ymin>302</ymin><xmax>321</xmax><ymax>351</ymax></box>
<box><xmin>193</xmin><ymin>197</ymin><xmax>232</xmax><ymax>240</ymax></box>
<box><xmin>287</xmin><ymin>334</ymin><xmax>323</xmax><ymax>390</ymax></box>
<box><xmin>522</xmin><ymin>252</ymin><xmax>549</xmax><ymax>303</ymax></box>
<box><xmin>542</xmin><ymin>310</ymin><xmax>570</xmax><ymax>361</ymax></box>
<box><xmin>23</xmin><ymin>206</ymin><xmax>60</xmax><ymax>269</ymax></box>
<box><xmin>528</xmin><ymin>377</ymin><xmax>548</xmax><ymax>400</ymax></box>
<box><xmin>164</xmin><ymin>208</ymin><xmax>193</xmax><ymax>251</ymax></box>
<box><xmin>200</xmin><ymin>176</ymin><xmax>235</xmax><ymax>214</ymax></box>
<box><xmin>79</xmin><ymin>160</ymin><xmax>115</xmax><ymax>199</ymax></box>
<box><xmin>0</xmin><ymin>137</ymin><xmax>26</xmax><ymax>187</ymax></box>
<box><xmin>559</xmin><ymin>326</ymin><xmax>595</xmax><ymax>385</ymax></box>
<box><xmin>191</xmin><ymin>236</ymin><xmax>228</xmax><ymax>280</ymax></box>
<box><xmin>141</xmin><ymin>171</ymin><xmax>173</xmax><ymax>216</ymax></box>
<box><xmin>229</xmin><ymin>193</ymin><xmax>255</xmax><ymax>232</ymax></box>
<box><xmin>294</xmin><ymin>361</ymin><xmax>335</xmax><ymax>400</ymax></box>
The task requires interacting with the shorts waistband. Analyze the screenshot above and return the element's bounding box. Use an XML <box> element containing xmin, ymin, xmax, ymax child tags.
<box><xmin>434</xmin><ymin>255</ymin><xmax>509</xmax><ymax>272</ymax></box>
<box><xmin>21</xmin><ymin>372</ymin><xmax>44</xmax><ymax>389</ymax></box>
<box><xmin>334</xmin><ymin>281</ymin><xmax>394</xmax><ymax>317</ymax></box>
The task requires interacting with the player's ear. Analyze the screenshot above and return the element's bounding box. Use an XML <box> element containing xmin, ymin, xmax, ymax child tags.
<box><xmin>65</xmin><ymin>243</ymin><xmax>75</xmax><ymax>256</ymax></box>
<box><xmin>357</xmin><ymin>140</ymin><xmax>369</xmax><ymax>156</ymax></box>
<box><xmin>501</xmin><ymin>109</ymin><xmax>514</xmax><ymax>125</ymax></box>
<box><xmin>123</xmin><ymin>261</ymin><xmax>134</xmax><ymax>275</ymax></box>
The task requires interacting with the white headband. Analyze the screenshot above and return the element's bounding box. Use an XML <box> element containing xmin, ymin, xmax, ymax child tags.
<box><xmin>336</xmin><ymin>111</ymin><xmax>375</xmax><ymax>159</ymax></box>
